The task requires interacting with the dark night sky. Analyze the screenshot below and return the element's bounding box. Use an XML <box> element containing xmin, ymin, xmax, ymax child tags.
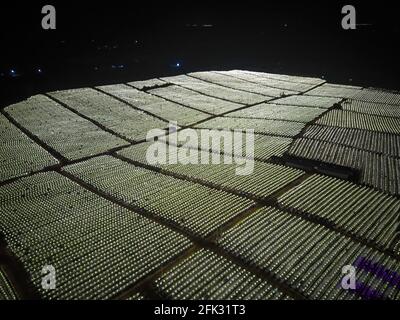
<box><xmin>1</xmin><ymin>1</ymin><xmax>400</xmax><ymax>105</ymax></box>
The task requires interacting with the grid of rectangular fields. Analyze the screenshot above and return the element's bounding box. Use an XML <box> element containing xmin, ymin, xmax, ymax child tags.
<box><xmin>118</xmin><ymin>143</ymin><xmax>304</xmax><ymax>199</ymax></box>
<box><xmin>96</xmin><ymin>84</ymin><xmax>210</xmax><ymax>125</ymax></box>
<box><xmin>189</xmin><ymin>71</ymin><xmax>299</xmax><ymax>96</ymax></box>
<box><xmin>288</xmin><ymin>138</ymin><xmax>400</xmax><ymax>195</ymax></box>
<box><xmin>316</xmin><ymin>110</ymin><xmax>400</xmax><ymax>135</ymax></box>
<box><xmin>155</xmin><ymin>249</ymin><xmax>290</xmax><ymax>300</ymax></box>
<box><xmin>158</xmin><ymin>128</ymin><xmax>293</xmax><ymax>161</ymax></box>
<box><xmin>63</xmin><ymin>156</ymin><xmax>255</xmax><ymax>237</ymax></box>
<box><xmin>49</xmin><ymin>88</ymin><xmax>170</xmax><ymax>140</ymax></box>
<box><xmin>5</xmin><ymin>95</ymin><xmax>127</xmax><ymax>160</ymax></box>
<box><xmin>149</xmin><ymin>85</ymin><xmax>243</xmax><ymax>115</ymax></box>
<box><xmin>303</xmin><ymin>125</ymin><xmax>400</xmax><ymax>158</ymax></box>
<box><xmin>230</xmin><ymin>70</ymin><xmax>325</xmax><ymax>85</ymax></box>
<box><xmin>306</xmin><ymin>83</ymin><xmax>363</xmax><ymax>98</ymax></box>
<box><xmin>278</xmin><ymin>174</ymin><xmax>400</xmax><ymax>250</ymax></box>
<box><xmin>342</xmin><ymin>99</ymin><xmax>400</xmax><ymax>118</ymax></box>
<box><xmin>214</xmin><ymin>70</ymin><xmax>319</xmax><ymax>92</ymax></box>
<box><xmin>128</xmin><ymin>78</ymin><xmax>167</xmax><ymax>90</ymax></box>
<box><xmin>195</xmin><ymin>117</ymin><xmax>305</xmax><ymax>137</ymax></box>
<box><xmin>160</xmin><ymin>75</ymin><xmax>268</xmax><ymax>105</ymax></box>
<box><xmin>0</xmin><ymin>269</ymin><xmax>17</xmax><ymax>300</ymax></box>
<box><xmin>0</xmin><ymin>172</ymin><xmax>191</xmax><ymax>300</ymax></box>
<box><xmin>2</xmin><ymin>70</ymin><xmax>400</xmax><ymax>301</ymax></box>
<box><xmin>0</xmin><ymin>113</ymin><xmax>58</xmax><ymax>182</ymax></box>
<box><xmin>216</xmin><ymin>206</ymin><xmax>400</xmax><ymax>300</ymax></box>
<box><xmin>273</xmin><ymin>95</ymin><xmax>341</xmax><ymax>109</ymax></box>
<box><xmin>352</xmin><ymin>89</ymin><xmax>400</xmax><ymax>105</ymax></box>
<box><xmin>226</xmin><ymin>103</ymin><xmax>326</xmax><ymax>123</ymax></box>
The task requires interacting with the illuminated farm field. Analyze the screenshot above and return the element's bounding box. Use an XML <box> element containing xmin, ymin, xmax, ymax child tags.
<box><xmin>1</xmin><ymin>70</ymin><xmax>400</xmax><ymax>300</ymax></box>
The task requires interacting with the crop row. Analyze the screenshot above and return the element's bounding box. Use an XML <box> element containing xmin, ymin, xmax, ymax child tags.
<box><xmin>217</xmin><ymin>206</ymin><xmax>400</xmax><ymax>300</ymax></box>
<box><xmin>6</xmin><ymin>95</ymin><xmax>127</xmax><ymax>160</ymax></box>
<box><xmin>160</xmin><ymin>75</ymin><xmax>267</xmax><ymax>105</ymax></box>
<box><xmin>158</xmin><ymin>128</ymin><xmax>292</xmax><ymax>161</ymax></box>
<box><xmin>0</xmin><ymin>113</ymin><xmax>58</xmax><ymax>182</ymax></box>
<box><xmin>63</xmin><ymin>156</ymin><xmax>255</xmax><ymax>237</ymax></box>
<box><xmin>0</xmin><ymin>172</ymin><xmax>191</xmax><ymax>300</ymax></box>
<box><xmin>215</xmin><ymin>71</ymin><xmax>317</xmax><ymax>92</ymax></box>
<box><xmin>273</xmin><ymin>95</ymin><xmax>341</xmax><ymax>109</ymax></box>
<box><xmin>303</xmin><ymin>125</ymin><xmax>400</xmax><ymax>158</ymax></box>
<box><xmin>195</xmin><ymin>117</ymin><xmax>305</xmax><ymax>137</ymax></box>
<box><xmin>316</xmin><ymin>110</ymin><xmax>400</xmax><ymax>135</ymax></box>
<box><xmin>289</xmin><ymin>138</ymin><xmax>400</xmax><ymax>195</ymax></box>
<box><xmin>189</xmin><ymin>71</ymin><xmax>298</xmax><ymax>96</ymax></box>
<box><xmin>119</xmin><ymin>141</ymin><xmax>304</xmax><ymax>199</ymax></box>
<box><xmin>96</xmin><ymin>84</ymin><xmax>210</xmax><ymax>125</ymax></box>
<box><xmin>155</xmin><ymin>248</ymin><xmax>289</xmax><ymax>300</ymax></box>
<box><xmin>227</xmin><ymin>103</ymin><xmax>325</xmax><ymax>123</ymax></box>
<box><xmin>49</xmin><ymin>87</ymin><xmax>170</xmax><ymax>140</ymax></box>
<box><xmin>307</xmin><ymin>83</ymin><xmax>363</xmax><ymax>99</ymax></box>
<box><xmin>0</xmin><ymin>269</ymin><xmax>16</xmax><ymax>300</ymax></box>
<box><xmin>352</xmin><ymin>89</ymin><xmax>400</xmax><ymax>105</ymax></box>
<box><xmin>278</xmin><ymin>174</ymin><xmax>400</xmax><ymax>249</ymax></box>
<box><xmin>342</xmin><ymin>99</ymin><xmax>400</xmax><ymax>118</ymax></box>
<box><xmin>226</xmin><ymin>70</ymin><xmax>324</xmax><ymax>85</ymax></box>
<box><xmin>149</xmin><ymin>85</ymin><xmax>242</xmax><ymax>115</ymax></box>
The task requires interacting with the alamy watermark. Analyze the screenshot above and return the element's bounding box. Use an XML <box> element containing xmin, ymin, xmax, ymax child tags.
<box><xmin>341</xmin><ymin>256</ymin><xmax>400</xmax><ymax>300</ymax></box>
<box><xmin>341</xmin><ymin>5</ymin><xmax>356</xmax><ymax>30</ymax></box>
<box><xmin>41</xmin><ymin>265</ymin><xmax>56</xmax><ymax>290</ymax></box>
<box><xmin>145</xmin><ymin>122</ymin><xmax>255</xmax><ymax>176</ymax></box>
<box><xmin>41</xmin><ymin>5</ymin><xmax>56</xmax><ymax>30</ymax></box>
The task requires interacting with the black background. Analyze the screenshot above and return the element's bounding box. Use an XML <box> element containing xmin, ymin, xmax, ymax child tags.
<box><xmin>1</xmin><ymin>1</ymin><xmax>399</xmax><ymax>107</ymax></box>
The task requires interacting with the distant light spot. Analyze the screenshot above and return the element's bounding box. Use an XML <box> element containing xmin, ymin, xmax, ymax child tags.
<box><xmin>9</xmin><ymin>69</ymin><xmax>19</xmax><ymax>77</ymax></box>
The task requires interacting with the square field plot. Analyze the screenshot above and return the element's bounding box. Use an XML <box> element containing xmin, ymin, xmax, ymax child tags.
<box><xmin>226</xmin><ymin>103</ymin><xmax>326</xmax><ymax>123</ymax></box>
<box><xmin>155</xmin><ymin>249</ymin><xmax>290</xmax><ymax>300</ymax></box>
<box><xmin>226</xmin><ymin>70</ymin><xmax>325</xmax><ymax>86</ymax></box>
<box><xmin>149</xmin><ymin>85</ymin><xmax>243</xmax><ymax>115</ymax></box>
<box><xmin>273</xmin><ymin>95</ymin><xmax>341</xmax><ymax>109</ymax></box>
<box><xmin>342</xmin><ymin>99</ymin><xmax>400</xmax><ymax>118</ymax></box>
<box><xmin>316</xmin><ymin>110</ymin><xmax>400</xmax><ymax>135</ymax></box>
<box><xmin>0</xmin><ymin>113</ymin><xmax>58</xmax><ymax>182</ymax></box>
<box><xmin>0</xmin><ymin>172</ymin><xmax>191</xmax><ymax>299</ymax></box>
<box><xmin>159</xmin><ymin>128</ymin><xmax>293</xmax><ymax>161</ymax></box>
<box><xmin>96</xmin><ymin>84</ymin><xmax>210</xmax><ymax>126</ymax></box>
<box><xmin>49</xmin><ymin>87</ymin><xmax>170</xmax><ymax>140</ymax></box>
<box><xmin>63</xmin><ymin>156</ymin><xmax>255</xmax><ymax>237</ymax></box>
<box><xmin>5</xmin><ymin>95</ymin><xmax>127</xmax><ymax>161</ymax></box>
<box><xmin>306</xmin><ymin>83</ymin><xmax>363</xmax><ymax>99</ymax></box>
<box><xmin>118</xmin><ymin>142</ymin><xmax>304</xmax><ymax>199</ymax></box>
<box><xmin>195</xmin><ymin>117</ymin><xmax>305</xmax><ymax>137</ymax></box>
<box><xmin>189</xmin><ymin>71</ymin><xmax>299</xmax><ymax>96</ymax></box>
<box><xmin>302</xmin><ymin>125</ymin><xmax>400</xmax><ymax>158</ymax></box>
<box><xmin>160</xmin><ymin>75</ymin><xmax>268</xmax><ymax>105</ymax></box>
<box><xmin>214</xmin><ymin>70</ymin><xmax>321</xmax><ymax>93</ymax></box>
